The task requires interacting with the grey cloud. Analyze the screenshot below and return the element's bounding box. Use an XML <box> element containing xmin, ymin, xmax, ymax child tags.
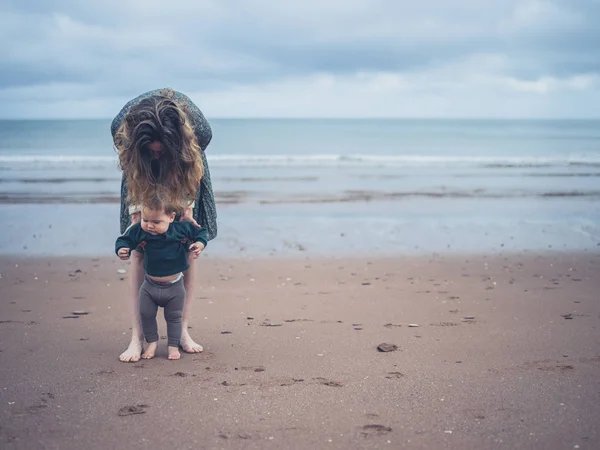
<box><xmin>0</xmin><ymin>0</ymin><xmax>599</xmax><ymax>109</ymax></box>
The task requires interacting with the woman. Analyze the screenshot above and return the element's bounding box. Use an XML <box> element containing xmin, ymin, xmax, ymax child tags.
<box><xmin>111</xmin><ymin>88</ymin><xmax>217</xmax><ymax>362</ymax></box>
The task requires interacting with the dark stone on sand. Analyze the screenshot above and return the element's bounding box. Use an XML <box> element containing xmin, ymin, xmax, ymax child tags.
<box><xmin>118</xmin><ymin>404</ymin><xmax>148</xmax><ymax>416</ymax></box>
<box><xmin>561</xmin><ymin>313</ymin><xmax>573</xmax><ymax>319</ymax></box>
<box><xmin>254</xmin><ymin>367</ymin><xmax>265</xmax><ymax>372</ymax></box>
<box><xmin>62</xmin><ymin>316</ymin><xmax>79</xmax><ymax>319</ymax></box>
<box><xmin>172</xmin><ymin>372</ymin><xmax>188</xmax><ymax>377</ymax></box>
<box><xmin>362</xmin><ymin>282</ymin><xmax>371</xmax><ymax>285</ymax></box>
<box><xmin>377</xmin><ymin>343</ymin><xmax>398</xmax><ymax>352</ymax></box>
<box><xmin>220</xmin><ymin>330</ymin><xmax>232</xmax><ymax>334</ymax></box>
<box><xmin>354</xmin><ymin>327</ymin><xmax>363</xmax><ymax>330</ymax></box>
<box><xmin>260</xmin><ymin>322</ymin><xmax>282</xmax><ymax>327</ymax></box>
<box><xmin>463</xmin><ymin>316</ymin><xmax>475</xmax><ymax>320</ymax></box>
<box><xmin>247</xmin><ymin>316</ymin><xmax>254</xmax><ymax>320</ymax></box>
<box><xmin>72</xmin><ymin>311</ymin><xmax>88</xmax><ymax>315</ymax></box>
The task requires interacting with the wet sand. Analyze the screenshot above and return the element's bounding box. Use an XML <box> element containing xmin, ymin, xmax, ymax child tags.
<box><xmin>0</xmin><ymin>252</ymin><xmax>599</xmax><ymax>449</ymax></box>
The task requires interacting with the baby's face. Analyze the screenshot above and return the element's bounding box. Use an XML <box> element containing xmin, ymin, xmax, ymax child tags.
<box><xmin>140</xmin><ymin>208</ymin><xmax>175</xmax><ymax>235</ymax></box>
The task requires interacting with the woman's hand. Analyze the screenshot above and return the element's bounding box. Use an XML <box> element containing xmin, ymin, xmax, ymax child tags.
<box><xmin>118</xmin><ymin>248</ymin><xmax>131</xmax><ymax>260</ymax></box>
<box><xmin>189</xmin><ymin>242</ymin><xmax>205</xmax><ymax>259</ymax></box>
<box><xmin>180</xmin><ymin>206</ymin><xmax>201</xmax><ymax>228</ymax></box>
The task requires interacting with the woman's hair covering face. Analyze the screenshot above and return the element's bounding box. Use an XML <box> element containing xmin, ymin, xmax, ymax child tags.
<box><xmin>114</xmin><ymin>90</ymin><xmax>204</xmax><ymax>211</ymax></box>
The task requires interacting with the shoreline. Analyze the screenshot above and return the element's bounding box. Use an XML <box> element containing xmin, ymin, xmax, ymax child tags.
<box><xmin>2</xmin><ymin>202</ymin><xmax>600</xmax><ymax>259</ymax></box>
<box><xmin>1</xmin><ymin>252</ymin><xmax>599</xmax><ymax>449</ymax></box>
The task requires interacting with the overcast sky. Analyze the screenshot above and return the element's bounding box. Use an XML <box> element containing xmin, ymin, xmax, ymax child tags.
<box><xmin>1</xmin><ymin>0</ymin><xmax>599</xmax><ymax>118</ymax></box>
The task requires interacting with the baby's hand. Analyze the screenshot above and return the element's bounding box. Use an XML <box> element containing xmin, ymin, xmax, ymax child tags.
<box><xmin>189</xmin><ymin>242</ymin><xmax>205</xmax><ymax>259</ymax></box>
<box><xmin>117</xmin><ymin>247</ymin><xmax>131</xmax><ymax>260</ymax></box>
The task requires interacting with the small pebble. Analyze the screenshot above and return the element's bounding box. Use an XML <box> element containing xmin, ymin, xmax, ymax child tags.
<box><xmin>117</xmin><ymin>269</ymin><xmax>127</xmax><ymax>274</ymax></box>
<box><xmin>377</xmin><ymin>343</ymin><xmax>398</xmax><ymax>352</ymax></box>
<box><xmin>408</xmin><ymin>324</ymin><xmax>419</xmax><ymax>328</ymax></box>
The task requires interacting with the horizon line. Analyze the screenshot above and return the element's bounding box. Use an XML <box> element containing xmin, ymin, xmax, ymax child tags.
<box><xmin>1</xmin><ymin>116</ymin><xmax>599</xmax><ymax>121</ymax></box>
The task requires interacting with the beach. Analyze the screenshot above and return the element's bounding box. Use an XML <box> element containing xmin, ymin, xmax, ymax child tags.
<box><xmin>1</xmin><ymin>252</ymin><xmax>599</xmax><ymax>449</ymax></box>
<box><xmin>1</xmin><ymin>117</ymin><xmax>599</xmax><ymax>448</ymax></box>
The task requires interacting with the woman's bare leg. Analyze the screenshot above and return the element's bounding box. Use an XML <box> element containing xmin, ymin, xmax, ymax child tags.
<box><xmin>119</xmin><ymin>250</ymin><xmax>145</xmax><ymax>362</ymax></box>
<box><xmin>180</xmin><ymin>255</ymin><xmax>203</xmax><ymax>353</ymax></box>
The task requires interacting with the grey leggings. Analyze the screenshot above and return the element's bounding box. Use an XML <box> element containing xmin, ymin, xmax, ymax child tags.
<box><xmin>139</xmin><ymin>274</ymin><xmax>185</xmax><ymax>347</ymax></box>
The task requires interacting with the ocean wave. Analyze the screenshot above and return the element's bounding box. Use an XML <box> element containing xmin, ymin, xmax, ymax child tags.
<box><xmin>209</xmin><ymin>154</ymin><xmax>600</xmax><ymax>168</ymax></box>
<box><xmin>2</xmin><ymin>154</ymin><xmax>600</xmax><ymax>169</ymax></box>
<box><xmin>2</xmin><ymin>189</ymin><xmax>599</xmax><ymax>205</ymax></box>
<box><xmin>0</xmin><ymin>155</ymin><xmax>120</xmax><ymax>171</ymax></box>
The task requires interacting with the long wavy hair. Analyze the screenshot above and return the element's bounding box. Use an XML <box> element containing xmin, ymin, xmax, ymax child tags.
<box><xmin>114</xmin><ymin>89</ymin><xmax>204</xmax><ymax>210</ymax></box>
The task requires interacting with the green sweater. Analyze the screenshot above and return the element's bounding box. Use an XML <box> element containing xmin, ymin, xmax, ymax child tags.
<box><xmin>115</xmin><ymin>222</ymin><xmax>208</xmax><ymax>277</ymax></box>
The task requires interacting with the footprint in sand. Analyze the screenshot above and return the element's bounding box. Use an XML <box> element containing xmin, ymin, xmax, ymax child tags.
<box><xmin>238</xmin><ymin>366</ymin><xmax>266</xmax><ymax>372</ymax></box>
<box><xmin>13</xmin><ymin>393</ymin><xmax>54</xmax><ymax>417</ymax></box>
<box><xmin>385</xmin><ymin>372</ymin><xmax>404</xmax><ymax>379</ymax></box>
<box><xmin>218</xmin><ymin>432</ymin><xmax>252</xmax><ymax>440</ymax></box>
<box><xmin>313</xmin><ymin>377</ymin><xmax>343</xmax><ymax>387</ymax></box>
<box><xmin>359</xmin><ymin>424</ymin><xmax>392</xmax><ymax>437</ymax></box>
<box><xmin>118</xmin><ymin>404</ymin><xmax>149</xmax><ymax>416</ymax></box>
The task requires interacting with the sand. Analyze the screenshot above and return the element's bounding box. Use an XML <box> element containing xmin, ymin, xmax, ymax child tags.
<box><xmin>0</xmin><ymin>252</ymin><xmax>599</xmax><ymax>449</ymax></box>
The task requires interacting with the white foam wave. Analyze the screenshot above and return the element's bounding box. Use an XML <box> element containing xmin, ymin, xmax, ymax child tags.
<box><xmin>1</xmin><ymin>154</ymin><xmax>600</xmax><ymax>169</ymax></box>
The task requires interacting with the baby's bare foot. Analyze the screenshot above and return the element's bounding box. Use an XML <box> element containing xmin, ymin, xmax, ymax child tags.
<box><xmin>168</xmin><ymin>346</ymin><xmax>181</xmax><ymax>360</ymax></box>
<box><xmin>141</xmin><ymin>342</ymin><xmax>157</xmax><ymax>359</ymax></box>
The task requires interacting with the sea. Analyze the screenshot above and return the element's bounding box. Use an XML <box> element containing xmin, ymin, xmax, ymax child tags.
<box><xmin>1</xmin><ymin>118</ymin><xmax>599</xmax><ymax>257</ymax></box>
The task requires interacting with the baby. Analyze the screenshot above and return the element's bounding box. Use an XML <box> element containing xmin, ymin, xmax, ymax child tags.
<box><xmin>115</xmin><ymin>198</ymin><xmax>208</xmax><ymax>360</ymax></box>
